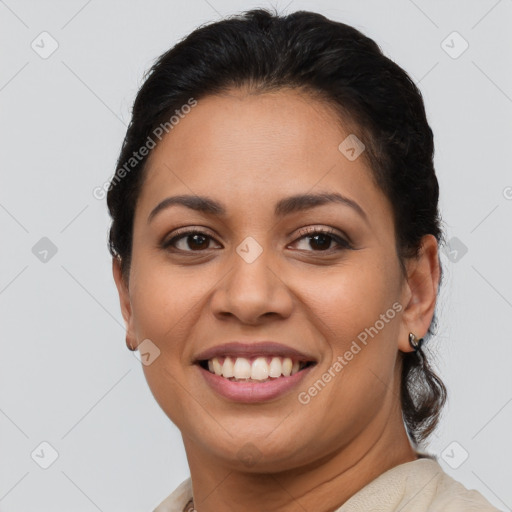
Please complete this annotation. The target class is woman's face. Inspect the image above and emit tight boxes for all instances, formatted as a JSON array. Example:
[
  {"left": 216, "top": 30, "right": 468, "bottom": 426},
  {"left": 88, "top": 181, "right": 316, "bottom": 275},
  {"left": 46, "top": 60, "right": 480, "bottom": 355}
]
[{"left": 114, "top": 88, "right": 423, "bottom": 471}]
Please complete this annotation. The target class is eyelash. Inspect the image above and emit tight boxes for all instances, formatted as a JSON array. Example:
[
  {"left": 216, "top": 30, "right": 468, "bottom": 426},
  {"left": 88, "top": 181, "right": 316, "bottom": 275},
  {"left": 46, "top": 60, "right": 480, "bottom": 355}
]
[{"left": 161, "top": 226, "right": 352, "bottom": 254}]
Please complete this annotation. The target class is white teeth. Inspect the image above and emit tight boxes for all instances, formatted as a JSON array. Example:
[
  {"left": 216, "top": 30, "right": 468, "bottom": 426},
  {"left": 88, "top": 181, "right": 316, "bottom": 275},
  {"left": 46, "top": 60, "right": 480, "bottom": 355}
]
[
  {"left": 251, "top": 357, "right": 269, "bottom": 380},
  {"left": 207, "top": 356, "right": 308, "bottom": 379},
  {"left": 222, "top": 356, "right": 234, "bottom": 378},
  {"left": 212, "top": 358, "right": 222, "bottom": 376},
  {"left": 282, "top": 357, "right": 293, "bottom": 377},
  {"left": 269, "top": 357, "right": 282, "bottom": 378},
  {"left": 233, "top": 357, "right": 252, "bottom": 379}
]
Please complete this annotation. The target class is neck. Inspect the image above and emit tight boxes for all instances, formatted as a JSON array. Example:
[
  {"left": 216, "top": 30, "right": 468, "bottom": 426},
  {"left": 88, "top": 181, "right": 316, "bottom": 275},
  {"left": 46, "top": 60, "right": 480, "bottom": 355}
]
[{"left": 183, "top": 401, "right": 418, "bottom": 512}]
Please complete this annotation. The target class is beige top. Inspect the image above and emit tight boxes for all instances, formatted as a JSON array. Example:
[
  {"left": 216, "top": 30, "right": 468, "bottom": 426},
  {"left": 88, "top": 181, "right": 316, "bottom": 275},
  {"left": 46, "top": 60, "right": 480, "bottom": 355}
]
[{"left": 153, "top": 457, "right": 502, "bottom": 512}]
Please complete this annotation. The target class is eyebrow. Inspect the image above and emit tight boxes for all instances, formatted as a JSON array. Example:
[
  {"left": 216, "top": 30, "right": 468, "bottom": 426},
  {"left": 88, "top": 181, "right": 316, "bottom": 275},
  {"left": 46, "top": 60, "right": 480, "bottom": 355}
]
[{"left": 147, "top": 192, "right": 368, "bottom": 224}]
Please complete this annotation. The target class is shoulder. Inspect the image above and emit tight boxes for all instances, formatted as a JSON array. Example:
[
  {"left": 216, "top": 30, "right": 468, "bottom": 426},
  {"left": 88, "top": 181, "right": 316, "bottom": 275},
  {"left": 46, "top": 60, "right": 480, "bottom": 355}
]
[
  {"left": 152, "top": 478, "right": 193, "bottom": 512},
  {"left": 338, "top": 456, "right": 502, "bottom": 512}
]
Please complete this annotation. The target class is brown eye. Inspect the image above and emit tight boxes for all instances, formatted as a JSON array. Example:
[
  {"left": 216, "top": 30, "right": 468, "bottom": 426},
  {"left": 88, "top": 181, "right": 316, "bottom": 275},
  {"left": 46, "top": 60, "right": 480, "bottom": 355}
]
[
  {"left": 182, "top": 233, "right": 209, "bottom": 250},
  {"left": 292, "top": 228, "right": 351, "bottom": 252},
  {"left": 308, "top": 233, "right": 334, "bottom": 251},
  {"left": 163, "top": 230, "right": 222, "bottom": 252}
]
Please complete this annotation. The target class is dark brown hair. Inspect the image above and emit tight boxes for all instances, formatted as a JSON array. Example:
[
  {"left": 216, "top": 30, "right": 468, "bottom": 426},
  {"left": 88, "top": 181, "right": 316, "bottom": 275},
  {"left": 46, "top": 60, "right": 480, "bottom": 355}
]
[{"left": 107, "top": 8, "right": 447, "bottom": 445}]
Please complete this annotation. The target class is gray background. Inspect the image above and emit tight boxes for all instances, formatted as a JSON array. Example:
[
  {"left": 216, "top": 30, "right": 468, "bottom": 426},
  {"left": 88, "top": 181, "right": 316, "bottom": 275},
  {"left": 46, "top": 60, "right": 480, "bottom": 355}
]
[{"left": 1, "top": 0, "right": 511, "bottom": 510}]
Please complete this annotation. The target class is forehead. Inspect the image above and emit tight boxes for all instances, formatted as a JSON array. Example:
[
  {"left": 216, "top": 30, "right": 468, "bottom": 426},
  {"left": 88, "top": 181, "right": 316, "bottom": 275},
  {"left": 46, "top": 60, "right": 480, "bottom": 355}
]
[
  {"left": 148, "top": 88, "right": 351, "bottom": 167},
  {"left": 136, "top": 88, "right": 392, "bottom": 227}
]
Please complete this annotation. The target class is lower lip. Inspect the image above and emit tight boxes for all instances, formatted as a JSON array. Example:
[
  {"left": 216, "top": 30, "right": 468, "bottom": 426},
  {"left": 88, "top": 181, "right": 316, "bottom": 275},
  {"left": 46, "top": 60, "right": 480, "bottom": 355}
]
[{"left": 198, "top": 365, "right": 314, "bottom": 403}]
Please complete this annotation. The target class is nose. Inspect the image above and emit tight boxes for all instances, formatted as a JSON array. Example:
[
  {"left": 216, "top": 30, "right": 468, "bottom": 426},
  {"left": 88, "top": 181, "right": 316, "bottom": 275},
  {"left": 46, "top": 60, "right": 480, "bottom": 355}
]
[{"left": 210, "top": 243, "right": 294, "bottom": 325}]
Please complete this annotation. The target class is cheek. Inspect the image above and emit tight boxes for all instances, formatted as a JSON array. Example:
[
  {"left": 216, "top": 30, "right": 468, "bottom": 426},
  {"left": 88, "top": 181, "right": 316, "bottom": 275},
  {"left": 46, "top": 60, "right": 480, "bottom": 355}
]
[
  {"left": 298, "top": 257, "right": 401, "bottom": 400},
  {"left": 128, "top": 260, "right": 194, "bottom": 351},
  {"left": 129, "top": 265, "right": 199, "bottom": 427},
  {"left": 303, "top": 260, "right": 397, "bottom": 342}
]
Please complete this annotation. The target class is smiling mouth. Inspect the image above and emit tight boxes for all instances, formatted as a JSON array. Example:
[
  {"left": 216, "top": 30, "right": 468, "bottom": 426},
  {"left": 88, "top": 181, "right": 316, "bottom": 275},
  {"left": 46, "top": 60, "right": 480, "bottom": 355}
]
[{"left": 198, "top": 356, "right": 316, "bottom": 382}]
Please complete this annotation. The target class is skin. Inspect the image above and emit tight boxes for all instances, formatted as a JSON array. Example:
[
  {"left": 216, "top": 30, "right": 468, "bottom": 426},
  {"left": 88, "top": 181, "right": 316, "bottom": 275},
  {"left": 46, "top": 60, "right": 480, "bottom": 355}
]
[{"left": 113, "top": 87, "right": 440, "bottom": 512}]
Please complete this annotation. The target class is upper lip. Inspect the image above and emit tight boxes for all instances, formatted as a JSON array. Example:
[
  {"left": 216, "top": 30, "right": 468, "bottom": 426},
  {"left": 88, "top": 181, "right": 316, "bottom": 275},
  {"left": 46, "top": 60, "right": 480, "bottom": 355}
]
[{"left": 194, "top": 341, "right": 316, "bottom": 363}]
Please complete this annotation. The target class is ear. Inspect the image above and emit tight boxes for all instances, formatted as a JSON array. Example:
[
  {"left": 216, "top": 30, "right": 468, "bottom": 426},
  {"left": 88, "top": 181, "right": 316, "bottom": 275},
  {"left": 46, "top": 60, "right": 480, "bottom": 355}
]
[
  {"left": 112, "top": 257, "right": 137, "bottom": 351},
  {"left": 397, "top": 234, "right": 440, "bottom": 353}
]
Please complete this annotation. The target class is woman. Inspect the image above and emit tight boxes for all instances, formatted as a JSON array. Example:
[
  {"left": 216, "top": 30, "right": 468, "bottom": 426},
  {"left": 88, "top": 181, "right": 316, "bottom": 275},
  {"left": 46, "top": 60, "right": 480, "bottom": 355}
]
[{"left": 107, "top": 8, "right": 501, "bottom": 512}]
